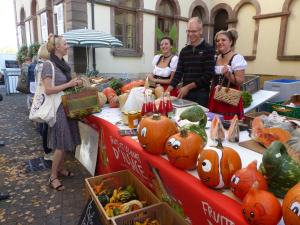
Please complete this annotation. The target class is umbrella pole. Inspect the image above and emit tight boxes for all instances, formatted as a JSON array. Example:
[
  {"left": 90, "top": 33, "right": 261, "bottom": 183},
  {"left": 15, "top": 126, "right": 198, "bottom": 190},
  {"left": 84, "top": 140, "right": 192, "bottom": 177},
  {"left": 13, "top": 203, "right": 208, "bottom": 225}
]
[{"left": 86, "top": 46, "right": 89, "bottom": 74}]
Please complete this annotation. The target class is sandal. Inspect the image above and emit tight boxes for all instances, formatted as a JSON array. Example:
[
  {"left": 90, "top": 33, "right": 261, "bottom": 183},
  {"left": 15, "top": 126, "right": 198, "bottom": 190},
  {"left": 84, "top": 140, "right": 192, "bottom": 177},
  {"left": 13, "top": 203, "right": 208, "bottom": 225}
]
[
  {"left": 58, "top": 170, "right": 74, "bottom": 177},
  {"left": 48, "top": 177, "right": 64, "bottom": 191}
]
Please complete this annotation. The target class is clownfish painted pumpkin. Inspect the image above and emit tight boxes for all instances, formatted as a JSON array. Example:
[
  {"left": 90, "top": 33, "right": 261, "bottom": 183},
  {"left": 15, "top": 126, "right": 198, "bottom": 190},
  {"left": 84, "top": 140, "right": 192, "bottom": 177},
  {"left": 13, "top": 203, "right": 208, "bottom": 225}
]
[
  {"left": 282, "top": 182, "right": 300, "bottom": 225},
  {"left": 242, "top": 188, "right": 282, "bottom": 225},
  {"left": 137, "top": 114, "right": 178, "bottom": 155},
  {"left": 230, "top": 161, "right": 267, "bottom": 200},
  {"left": 197, "top": 144, "right": 241, "bottom": 189},
  {"left": 165, "top": 129, "right": 203, "bottom": 170}
]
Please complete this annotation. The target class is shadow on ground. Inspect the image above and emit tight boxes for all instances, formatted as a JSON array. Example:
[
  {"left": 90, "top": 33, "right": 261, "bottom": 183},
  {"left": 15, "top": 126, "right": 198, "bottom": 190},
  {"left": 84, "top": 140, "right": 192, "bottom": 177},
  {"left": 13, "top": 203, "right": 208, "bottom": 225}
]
[{"left": 0, "top": 86, "right": 91, "bottom": 225}]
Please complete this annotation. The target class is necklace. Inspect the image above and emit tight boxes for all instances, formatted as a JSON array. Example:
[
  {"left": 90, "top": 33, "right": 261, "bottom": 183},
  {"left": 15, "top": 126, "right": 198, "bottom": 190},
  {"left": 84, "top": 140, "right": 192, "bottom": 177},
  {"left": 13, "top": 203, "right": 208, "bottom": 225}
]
[
  {"left": 162, "top": 54, "right": 172, "bottom": 62},
  {"left": 221, "top": 50, "right": 232, "bottom": 58}
]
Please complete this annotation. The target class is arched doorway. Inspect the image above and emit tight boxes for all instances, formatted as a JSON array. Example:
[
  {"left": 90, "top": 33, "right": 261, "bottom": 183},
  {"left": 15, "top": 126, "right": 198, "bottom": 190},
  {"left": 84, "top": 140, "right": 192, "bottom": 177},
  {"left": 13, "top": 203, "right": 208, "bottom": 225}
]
[{"left": 213, "top": 10, "right": 229, "bottom": 39}]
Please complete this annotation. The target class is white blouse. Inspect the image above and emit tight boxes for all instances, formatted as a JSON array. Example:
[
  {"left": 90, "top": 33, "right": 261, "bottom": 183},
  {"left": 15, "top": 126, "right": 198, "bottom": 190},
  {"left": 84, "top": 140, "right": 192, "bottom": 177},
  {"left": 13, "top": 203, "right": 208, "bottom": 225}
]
[
  {"left": 152, "top": 54, "right": 179, "bottom": 78},
  {"left": 215, "top": 54, "right": 247, "bottom": 74}
]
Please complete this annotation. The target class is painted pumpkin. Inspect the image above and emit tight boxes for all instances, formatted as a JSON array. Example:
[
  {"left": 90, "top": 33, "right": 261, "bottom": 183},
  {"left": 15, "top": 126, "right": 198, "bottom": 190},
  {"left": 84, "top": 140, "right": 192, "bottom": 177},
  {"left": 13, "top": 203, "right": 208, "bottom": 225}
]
[
  {"left": 165, "top": 129, "right": 203, "bottom": 170},
  {"left": 137, "top": 114, "right": 178, "bottom": 155},
  {"left": 242, "top": 188, "right": 282, "bottom": 225},
  {"left": 230, "top": 161, "right": 267, "bottom": 200},
  {"left": 197, "top": 143, "right": 242, "bottom": 189},
  {"left": 282, "top": 182, "right": 300, "bottom": 225}
]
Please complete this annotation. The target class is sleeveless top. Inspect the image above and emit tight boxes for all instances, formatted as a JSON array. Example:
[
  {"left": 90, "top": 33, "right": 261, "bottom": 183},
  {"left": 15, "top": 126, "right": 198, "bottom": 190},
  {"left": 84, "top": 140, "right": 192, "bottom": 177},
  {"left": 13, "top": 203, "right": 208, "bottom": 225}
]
[{"left": 152, "top": 54, "right": 179, "bottom": 79}]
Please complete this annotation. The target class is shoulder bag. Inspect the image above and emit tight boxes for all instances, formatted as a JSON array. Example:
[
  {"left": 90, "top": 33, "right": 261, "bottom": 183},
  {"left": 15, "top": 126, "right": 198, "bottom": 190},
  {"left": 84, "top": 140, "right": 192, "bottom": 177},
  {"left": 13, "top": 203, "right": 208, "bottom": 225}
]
[{"left": 29, "top": 60, "right": 64, "bottom": 127}]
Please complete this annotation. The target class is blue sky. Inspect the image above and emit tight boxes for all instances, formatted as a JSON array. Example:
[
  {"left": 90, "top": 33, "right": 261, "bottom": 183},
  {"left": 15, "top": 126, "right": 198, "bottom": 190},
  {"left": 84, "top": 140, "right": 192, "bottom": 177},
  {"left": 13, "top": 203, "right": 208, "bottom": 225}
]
[{"left": 0, "top": 1, "right": 17, "bottom": 49}]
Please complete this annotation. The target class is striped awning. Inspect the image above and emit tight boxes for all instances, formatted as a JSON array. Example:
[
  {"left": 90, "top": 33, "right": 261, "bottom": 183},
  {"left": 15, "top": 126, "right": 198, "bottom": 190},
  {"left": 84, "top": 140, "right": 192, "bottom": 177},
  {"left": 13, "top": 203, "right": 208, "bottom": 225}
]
[{"left": 62, "top": 28, "right": 123, "bottom": 48}]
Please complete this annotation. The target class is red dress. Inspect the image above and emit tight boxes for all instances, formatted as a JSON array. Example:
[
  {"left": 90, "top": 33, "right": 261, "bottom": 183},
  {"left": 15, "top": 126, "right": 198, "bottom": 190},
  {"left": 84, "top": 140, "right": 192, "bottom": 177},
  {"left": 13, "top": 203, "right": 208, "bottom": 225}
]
[{"left": 208, "top": 82, "right": 244, "bottom": 120}]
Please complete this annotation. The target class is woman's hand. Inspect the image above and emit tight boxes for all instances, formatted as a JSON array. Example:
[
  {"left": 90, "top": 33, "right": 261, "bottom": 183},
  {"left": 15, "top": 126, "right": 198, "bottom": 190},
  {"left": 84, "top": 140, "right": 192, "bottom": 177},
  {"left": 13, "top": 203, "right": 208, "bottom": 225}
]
[
  {"left": 148, "top": 74, "right": 156, "bottom": 82},
  {"left": 67, "top": 78, "right": 83, "bottom": 88}
]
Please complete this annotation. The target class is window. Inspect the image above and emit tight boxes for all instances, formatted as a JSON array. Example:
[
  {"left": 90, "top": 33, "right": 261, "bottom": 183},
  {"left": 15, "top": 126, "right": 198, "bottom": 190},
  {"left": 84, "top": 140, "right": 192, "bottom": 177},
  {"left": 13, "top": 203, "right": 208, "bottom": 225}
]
[
  {"left": 157, "top": 0, "right": 176, "bottom": 51},
  {"left": 40, "top": 12, "right": 48, "bottom": 43},
  {"left": 54, "top": 3, "right": 64, "bottom": 35},
  {"left": 113, "top": 0, "right": 142, "bottom": 56}
]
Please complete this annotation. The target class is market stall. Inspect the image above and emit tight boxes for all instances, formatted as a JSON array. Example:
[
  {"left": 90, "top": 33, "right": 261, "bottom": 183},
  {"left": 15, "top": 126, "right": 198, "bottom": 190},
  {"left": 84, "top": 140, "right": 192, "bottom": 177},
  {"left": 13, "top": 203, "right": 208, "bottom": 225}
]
[{"left": 82, "top": 107, "right": 287, "bottom": 225}]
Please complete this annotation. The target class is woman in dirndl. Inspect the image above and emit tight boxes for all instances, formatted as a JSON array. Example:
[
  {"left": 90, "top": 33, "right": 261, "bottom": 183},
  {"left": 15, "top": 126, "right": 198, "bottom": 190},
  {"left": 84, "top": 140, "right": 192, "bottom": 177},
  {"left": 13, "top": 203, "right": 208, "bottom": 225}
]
[
  {"left": 208, "top": 28, "right": 247, "bottom": 120},
  {"left": 147, "top": 36, "right": 179, "bottom": 96},
  {"left": 42, "top": 34, "right": 83, "bottom": 191}
]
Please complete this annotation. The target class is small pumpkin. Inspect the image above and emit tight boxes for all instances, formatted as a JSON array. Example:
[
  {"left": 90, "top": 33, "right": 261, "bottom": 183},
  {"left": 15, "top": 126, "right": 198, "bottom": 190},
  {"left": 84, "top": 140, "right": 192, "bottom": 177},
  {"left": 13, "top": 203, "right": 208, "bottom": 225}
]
[
  {"left": 242, "top": 188, "right": 282, "bottom": 225},
  {"left": 282, "top": 181, "right": 300, "bottom": 225},
  {"left": 103, "top": 87, "right": 119, "bottom": 108},
  {"left": 197, "top": 141, "right": 242, "bottom": 189},
  {"left": 137, "top": 114, "right": 178, "bottom": 155},
  {"left": 230, "top": 161, "right": 267, "bottom": 200},
  {"left": 165, "top": 129, "right": 203, "bottom": 170}
]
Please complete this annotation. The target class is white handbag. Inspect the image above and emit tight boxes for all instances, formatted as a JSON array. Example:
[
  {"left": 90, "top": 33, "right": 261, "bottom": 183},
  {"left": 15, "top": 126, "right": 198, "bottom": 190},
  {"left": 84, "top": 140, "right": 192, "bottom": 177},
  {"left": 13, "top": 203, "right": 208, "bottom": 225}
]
[{"left": 29, "top": 60, "right": 64, "bottom": 127}]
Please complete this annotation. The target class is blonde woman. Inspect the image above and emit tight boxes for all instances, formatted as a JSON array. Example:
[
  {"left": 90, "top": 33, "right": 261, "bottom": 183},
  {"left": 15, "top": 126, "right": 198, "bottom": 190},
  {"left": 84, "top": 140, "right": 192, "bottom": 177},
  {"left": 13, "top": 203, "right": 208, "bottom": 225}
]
[
  {"left": 42, "top": 34, "right": 82, "bottom": 191},
  {"left": 208, "top": 29, "right": 247, "bottom": 120}
]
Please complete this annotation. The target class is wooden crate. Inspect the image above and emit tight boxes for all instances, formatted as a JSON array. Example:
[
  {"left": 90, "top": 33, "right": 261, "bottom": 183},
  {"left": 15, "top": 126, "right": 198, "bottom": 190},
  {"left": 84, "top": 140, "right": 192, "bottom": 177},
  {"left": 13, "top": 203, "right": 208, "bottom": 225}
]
[
  {"left": 112, "top": 203, "right": 188, "bottom": 225},
  {"left": 85, "top": 170, "right": 161, "bottom": 225}
]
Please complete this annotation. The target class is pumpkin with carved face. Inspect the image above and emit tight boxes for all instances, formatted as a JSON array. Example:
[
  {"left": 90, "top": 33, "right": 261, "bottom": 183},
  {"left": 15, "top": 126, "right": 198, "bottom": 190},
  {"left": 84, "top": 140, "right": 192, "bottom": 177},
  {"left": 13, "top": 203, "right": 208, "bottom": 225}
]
[
  {"left": 137, "top": 114, "right": 178, "bottom": 155},
  {"left": 230, "top": 161, "right": 267, "bottom": 200},
  {"left": 165, "top": 129, "right": 203, "bottom": 170},
  {"left": 197, "top": 144, "right": 241, "bottom": 189},
  {"left": 282, "top": 182, "right": 300, "bottom": 225},
  {"left": 242, "top": 188, "right": 282, "bottom": 225}
]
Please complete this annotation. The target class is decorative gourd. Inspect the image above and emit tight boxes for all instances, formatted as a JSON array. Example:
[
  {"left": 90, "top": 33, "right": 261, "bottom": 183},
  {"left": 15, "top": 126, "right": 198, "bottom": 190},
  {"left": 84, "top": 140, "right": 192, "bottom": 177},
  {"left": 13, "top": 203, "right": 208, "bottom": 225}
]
[
  {"left": 241, "top": 188, "right": 282, "bottom": 225},
  {"left": 137, "top": 114, "right": 178, "bottom": 155},
  {"left": 285, "top": 128, "right": 300, "bottom": 164},
  {"left": 230, "top": 161, "right": 267, "bottom": 200},
  {"left": 103, "top": 87, "right": 119, "bottom": 108},
  {"left": 251, "top": 116, "right": 291, "bottom": 148},
  {"left": 282, "top": 181, "right": 300, "bottom": 225},
  {"left": 181, "top": 123, "right": 207, "bottom": 147},
  {"left": 165, "top": 129, "right": 203, "bottom": 170},
  {"left": 259, "top": 141, "right": 300, "bottom": 198},
  {"left": 197, "top": 141, "right": 242, "bottom": 189},
  {"left": 227, "top": 115, "right": 240, "bottom": 142},
  {"left": 210, "top": 115, "right": 225, "bottom": 142},
  {"left": 98, "top": 92, "right": 107, "bottom": 107},
  {"left": 179, "top": 105, "right": 207, "bottom": 127}
]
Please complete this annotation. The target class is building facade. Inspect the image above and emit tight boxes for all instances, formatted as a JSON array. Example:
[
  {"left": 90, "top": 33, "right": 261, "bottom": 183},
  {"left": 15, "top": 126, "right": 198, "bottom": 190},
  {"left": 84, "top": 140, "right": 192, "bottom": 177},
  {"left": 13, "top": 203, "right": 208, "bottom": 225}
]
[{"left": 14, "top": 0, "right": 300, "bottom": 78}]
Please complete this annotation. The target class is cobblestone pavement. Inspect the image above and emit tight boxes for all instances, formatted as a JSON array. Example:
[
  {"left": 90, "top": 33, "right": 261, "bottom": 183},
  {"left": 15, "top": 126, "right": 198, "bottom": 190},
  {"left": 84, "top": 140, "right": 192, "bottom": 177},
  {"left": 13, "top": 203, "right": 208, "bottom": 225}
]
[{"left": 0, "top": 86, "right": 91, "bottom": 225}]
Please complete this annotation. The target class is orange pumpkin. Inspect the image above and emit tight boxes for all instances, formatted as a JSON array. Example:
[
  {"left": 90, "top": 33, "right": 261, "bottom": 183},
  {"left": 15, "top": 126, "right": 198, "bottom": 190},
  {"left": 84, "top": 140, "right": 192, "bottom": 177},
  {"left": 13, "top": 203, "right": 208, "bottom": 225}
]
[
  {"left": 103, "top": 87, "right": 119, "bottom": 108},
  {"left": 242, "top": 188, "right": 282, "bottom": 225},
  {"left": 282, "top": 182, "right": 300, "bottom": 225},
  {"left": 137, "top": 114, "right": 178, "bottom": 155},
  {"left": 197, "top": 143, "right": 241, "bottom": 189},
  {"left": 230, "top": 161, "right": 268, "bottom": 200},
  {"left": 165, "top": 129, "right": 203, "bottom": 170}
]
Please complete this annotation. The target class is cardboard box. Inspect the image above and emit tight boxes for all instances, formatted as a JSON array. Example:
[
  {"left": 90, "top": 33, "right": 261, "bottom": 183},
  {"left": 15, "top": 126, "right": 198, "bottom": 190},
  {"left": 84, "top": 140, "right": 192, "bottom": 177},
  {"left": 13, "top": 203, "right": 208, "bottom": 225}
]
[
  {"left": 112, "top": 203, "right": 188, "bottom": 225},
  {"left": 85, "top": 170, "right": 161, "bottom": 225}
]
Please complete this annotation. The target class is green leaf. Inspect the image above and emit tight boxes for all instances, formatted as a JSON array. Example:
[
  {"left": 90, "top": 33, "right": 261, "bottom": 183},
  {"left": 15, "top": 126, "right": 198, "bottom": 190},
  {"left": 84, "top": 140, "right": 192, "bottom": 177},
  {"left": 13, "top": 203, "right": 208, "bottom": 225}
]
[
  {"left": 155, "top": 26, "right": 165, "bottom": 42},
  {"left": 169, "top": 24, "right": 177, "bottom": 43}
]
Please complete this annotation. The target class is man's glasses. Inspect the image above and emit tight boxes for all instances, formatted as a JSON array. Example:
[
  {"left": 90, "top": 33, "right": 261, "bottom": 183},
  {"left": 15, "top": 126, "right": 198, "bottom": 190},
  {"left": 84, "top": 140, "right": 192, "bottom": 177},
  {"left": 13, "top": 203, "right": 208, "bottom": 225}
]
[{"left": 186, "top": 29, "right": 200, "bottom": 34}]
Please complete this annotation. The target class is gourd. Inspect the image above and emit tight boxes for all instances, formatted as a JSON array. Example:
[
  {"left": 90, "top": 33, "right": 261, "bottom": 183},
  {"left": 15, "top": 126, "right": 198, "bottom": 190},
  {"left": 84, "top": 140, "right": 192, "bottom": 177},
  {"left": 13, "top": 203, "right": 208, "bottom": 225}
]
[
  {"left": 251, "top": 116, "right": 291, "bottom": 148},
  {"left": 98, "top": 92, "right": 107, "bottom": 107},
  {"left": 210, "top": 115, "right": 225, "bottom": 142},
  {"left": 103, "top": 87, "right": 119, "bottom": 108},
  {"left": 165, "top": 129, "right": 203, "bottom": 170},
  {"left": 179, "top": 105, "right": 207, "bottom": 127},
  {"left": 282, "top": 181, "right": 300, "bottom": 225},
  {"left": 259, "top": 141, "right": 300, "bottom": 198},
  {"left": 181, "top": 123, "right": 207, "bottom": 146},
  {"left": 137, "top": 114, "right": 178, "bottom": 155},
  {"left": 230, "top": 161, "right": 267, "bottom": 200},
  {"left": 197, "top": 141, "right": 242, "bottom": 189},
  {"left": 120, "top": 80, "right": 145, "bottom": 93},
  {"left": 241, "top": 188, "right": 282, "bottom": 225}
]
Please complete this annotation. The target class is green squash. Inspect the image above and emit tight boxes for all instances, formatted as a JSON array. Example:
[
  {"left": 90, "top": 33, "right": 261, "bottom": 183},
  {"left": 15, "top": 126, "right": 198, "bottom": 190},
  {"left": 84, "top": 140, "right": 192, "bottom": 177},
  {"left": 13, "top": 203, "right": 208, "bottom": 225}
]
[
  {"left": 180, "top": 106, "right": 207, "bottom": 128},
  {"left": 259, "top": 141, "right": 300, "bottom": 198}
]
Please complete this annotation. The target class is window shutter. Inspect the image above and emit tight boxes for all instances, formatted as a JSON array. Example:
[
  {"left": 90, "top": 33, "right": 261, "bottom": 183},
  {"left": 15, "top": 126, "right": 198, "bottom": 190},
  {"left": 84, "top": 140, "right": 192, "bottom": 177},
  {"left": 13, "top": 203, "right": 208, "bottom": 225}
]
[
  {"left": 25, "top": 21, "right": 31, "bottom": 45},
  {"left": 54, "top": 3, "right": 64, "bottom": 35}
]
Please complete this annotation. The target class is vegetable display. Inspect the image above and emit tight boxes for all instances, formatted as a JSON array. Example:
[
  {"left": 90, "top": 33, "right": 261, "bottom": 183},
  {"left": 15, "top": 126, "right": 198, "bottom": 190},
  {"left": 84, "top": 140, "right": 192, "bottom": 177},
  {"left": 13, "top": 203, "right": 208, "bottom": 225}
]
[
  {"left": 241, "top": 91, "right": 253, "bottom": 108},
  {"left": 282, "top": 181, "right": 300, "bottom": 225}
]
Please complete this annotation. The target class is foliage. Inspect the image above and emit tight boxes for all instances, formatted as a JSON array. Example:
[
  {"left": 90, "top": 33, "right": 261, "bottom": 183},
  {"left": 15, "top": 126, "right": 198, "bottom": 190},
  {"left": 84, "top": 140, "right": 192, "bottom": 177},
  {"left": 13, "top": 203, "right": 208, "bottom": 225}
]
[
  {"left": 109, "top": 78, "right": 123, "bottom": 95},
  {"left": 242, "top": 91, "right": 253, "bottom": 108},
  {"left": 85, "top": 69, "right": 100, "bottom": 77},
  {"left": 155, "top": 24, "right": 178, "bottom": 54},
  {"left": 17, "top": 45, "right": 28, "bottom": 65},
  {"left": 28, "top": 43, "right": 41, "bottom": 59}
]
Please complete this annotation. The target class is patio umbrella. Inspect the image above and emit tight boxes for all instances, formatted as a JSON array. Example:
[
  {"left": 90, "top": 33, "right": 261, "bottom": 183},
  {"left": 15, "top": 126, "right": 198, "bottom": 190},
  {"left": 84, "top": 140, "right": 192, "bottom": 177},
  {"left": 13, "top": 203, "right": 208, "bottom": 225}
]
[{"left": 62, "top": 28, "right": 123, "bottom": 71}]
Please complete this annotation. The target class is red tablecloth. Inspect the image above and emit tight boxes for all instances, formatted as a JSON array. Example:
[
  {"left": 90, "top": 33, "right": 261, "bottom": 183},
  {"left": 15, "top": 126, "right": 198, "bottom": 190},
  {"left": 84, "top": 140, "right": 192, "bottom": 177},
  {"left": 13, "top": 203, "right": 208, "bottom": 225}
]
[{"left": 85, "top": 115, "right": 247, "bottom": 225}]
